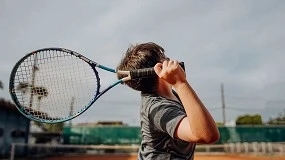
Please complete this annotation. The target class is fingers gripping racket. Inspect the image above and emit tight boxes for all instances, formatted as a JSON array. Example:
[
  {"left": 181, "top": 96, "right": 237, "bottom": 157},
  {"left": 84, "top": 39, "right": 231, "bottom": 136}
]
[{"left": 9, "top": 48, "right": 184, "bottom": 123}]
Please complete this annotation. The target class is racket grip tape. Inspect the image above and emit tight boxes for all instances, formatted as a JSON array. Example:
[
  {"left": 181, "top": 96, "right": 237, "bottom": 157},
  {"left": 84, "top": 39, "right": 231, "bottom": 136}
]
[{"left": 130, "top": 62, "right": 185, "bottom": 79}]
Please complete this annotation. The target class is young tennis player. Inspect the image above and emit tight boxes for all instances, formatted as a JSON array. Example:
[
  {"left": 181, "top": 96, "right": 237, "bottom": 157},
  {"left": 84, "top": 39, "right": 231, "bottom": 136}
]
[{"left": 117, "top": 42, "right": 220, "bottom": 159}]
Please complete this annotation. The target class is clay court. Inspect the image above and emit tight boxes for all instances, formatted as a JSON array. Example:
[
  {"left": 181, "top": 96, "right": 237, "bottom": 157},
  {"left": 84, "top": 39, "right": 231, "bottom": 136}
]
[{"left": 43, "top": 154, "right": 285, "bottom": 160}]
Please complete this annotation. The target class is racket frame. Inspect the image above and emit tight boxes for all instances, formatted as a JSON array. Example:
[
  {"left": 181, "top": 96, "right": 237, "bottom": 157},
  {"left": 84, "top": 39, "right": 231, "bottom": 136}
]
[{"left": 9, "top": 48, "right": 183, "bottom": 123}]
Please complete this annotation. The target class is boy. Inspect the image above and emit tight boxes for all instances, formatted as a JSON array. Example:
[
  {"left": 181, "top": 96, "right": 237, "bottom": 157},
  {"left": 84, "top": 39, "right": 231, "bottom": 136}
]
[{"left": 117, "top": 42, "right": 219, "bottom": 159}]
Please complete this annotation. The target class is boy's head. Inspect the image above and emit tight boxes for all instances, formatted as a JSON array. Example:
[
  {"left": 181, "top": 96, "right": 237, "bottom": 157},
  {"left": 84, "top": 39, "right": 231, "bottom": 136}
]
[{"left": 117, "top": 42, "right": 167, "bottom": 93}]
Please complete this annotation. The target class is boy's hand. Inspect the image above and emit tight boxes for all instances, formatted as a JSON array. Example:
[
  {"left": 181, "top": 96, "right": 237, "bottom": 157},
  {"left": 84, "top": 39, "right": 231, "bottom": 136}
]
[{"left": 154, "top": 60, "right": 186, "bottom": 86}]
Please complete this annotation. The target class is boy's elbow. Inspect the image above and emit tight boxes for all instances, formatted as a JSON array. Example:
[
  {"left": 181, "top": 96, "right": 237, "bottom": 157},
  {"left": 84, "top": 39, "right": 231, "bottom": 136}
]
[
  {"left": 206, "top": 132, "right": 220, "bottom": 144},
  {"left": 190, "top": 129, "right": 220, "bottom": 144},
  {"left": 201, "top": 130, "right": 220, "bottom": 144}
]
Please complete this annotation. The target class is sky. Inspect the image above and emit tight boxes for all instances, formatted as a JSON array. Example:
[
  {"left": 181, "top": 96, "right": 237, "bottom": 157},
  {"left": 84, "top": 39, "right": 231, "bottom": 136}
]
[{"left": 0, "top": 0, "right": 285, "bottom": 126}]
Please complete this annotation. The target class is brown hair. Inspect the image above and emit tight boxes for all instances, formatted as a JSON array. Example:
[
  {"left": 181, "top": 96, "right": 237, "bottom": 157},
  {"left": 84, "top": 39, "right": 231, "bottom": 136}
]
[{"left": 117, "top": 42, "right": 167, "bottom": 93}]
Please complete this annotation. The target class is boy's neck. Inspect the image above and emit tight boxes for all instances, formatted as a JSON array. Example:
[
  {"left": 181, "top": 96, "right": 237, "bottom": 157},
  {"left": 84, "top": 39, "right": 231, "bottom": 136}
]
[{"left": 157, "top": 80, "right": 178, "bottom": 101}]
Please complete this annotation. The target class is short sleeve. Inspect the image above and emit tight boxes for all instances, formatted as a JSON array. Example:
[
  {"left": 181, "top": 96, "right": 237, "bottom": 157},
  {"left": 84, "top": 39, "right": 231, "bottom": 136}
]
[{"left": 149, "top": 102, "right": 186, "bottom": 138}]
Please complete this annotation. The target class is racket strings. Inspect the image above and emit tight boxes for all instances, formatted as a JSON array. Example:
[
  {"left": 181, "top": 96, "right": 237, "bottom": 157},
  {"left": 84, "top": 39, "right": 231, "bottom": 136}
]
[{"left": 13, "top": 50, "right": 99, "bottom": 122}]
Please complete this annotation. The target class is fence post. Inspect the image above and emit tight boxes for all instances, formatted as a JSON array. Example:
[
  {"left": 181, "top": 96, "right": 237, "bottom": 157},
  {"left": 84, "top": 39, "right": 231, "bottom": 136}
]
[
  {"left": 206, "top": 145, "right": 210, "bottom": 152},
  {"left": 10, "top": 143, "right": 15, "bottom": 160},
  {"left": 261, "top": 142, "right": 266, "bottom": 154},
  {"left": 252, "top": 142, "right": 258, "bottom": 153},
  {"left": 267, "top": 142, "right": 272, "bottom": 153},
  {"left": 236, "top": 143, "right": 241, "bottom": 153},
  {"left": 243, "top": 142, "right": 249, "bottom": 153},
  {"left": 229, "top": 143, "right": 234, "bottom": 153},
  {"left": 278, "top": 143, "right": 284, "bottom": 155}
]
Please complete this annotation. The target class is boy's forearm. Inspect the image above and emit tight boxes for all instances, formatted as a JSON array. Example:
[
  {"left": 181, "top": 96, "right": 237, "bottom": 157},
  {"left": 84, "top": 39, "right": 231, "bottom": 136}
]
[{"left": 174, "top": 81, "right": 220, "bottom": 143}]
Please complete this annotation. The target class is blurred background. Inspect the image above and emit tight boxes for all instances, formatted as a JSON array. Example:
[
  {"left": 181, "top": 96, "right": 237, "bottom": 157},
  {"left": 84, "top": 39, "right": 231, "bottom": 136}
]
[{"left": 0, "top": 0, "right": 285, "bottom": 159}]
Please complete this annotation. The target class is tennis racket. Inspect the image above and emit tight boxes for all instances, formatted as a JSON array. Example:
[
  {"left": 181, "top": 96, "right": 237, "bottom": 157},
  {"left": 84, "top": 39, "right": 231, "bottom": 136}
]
[{"left": 9, "top": 48, "right": 184, "bottom": 123}]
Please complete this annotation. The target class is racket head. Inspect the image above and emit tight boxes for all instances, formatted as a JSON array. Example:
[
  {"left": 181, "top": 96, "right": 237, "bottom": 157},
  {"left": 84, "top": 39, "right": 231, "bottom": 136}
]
[{"left": 9, "top": 48, "right": 100, "bottom": 123}]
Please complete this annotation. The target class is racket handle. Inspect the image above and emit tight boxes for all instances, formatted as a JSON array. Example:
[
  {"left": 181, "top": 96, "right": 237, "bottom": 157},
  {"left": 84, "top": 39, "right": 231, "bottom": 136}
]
[
  {"left": 130, "top": 68, "right": 156, "bottom": 79},
  {"left": 130, "top": 62, "right": 185, "bottom": 79}
]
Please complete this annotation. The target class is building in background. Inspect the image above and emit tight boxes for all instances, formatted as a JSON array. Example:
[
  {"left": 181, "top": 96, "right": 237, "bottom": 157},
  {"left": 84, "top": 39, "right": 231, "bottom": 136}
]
[{"left": 0, "top": 98, "right": 30, "bottom": 158}]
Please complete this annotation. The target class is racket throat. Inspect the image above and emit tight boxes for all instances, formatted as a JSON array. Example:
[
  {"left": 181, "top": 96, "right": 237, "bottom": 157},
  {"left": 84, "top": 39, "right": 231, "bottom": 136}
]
[{"left": 96, "top": 80, "right": 124, "bottom": 100}]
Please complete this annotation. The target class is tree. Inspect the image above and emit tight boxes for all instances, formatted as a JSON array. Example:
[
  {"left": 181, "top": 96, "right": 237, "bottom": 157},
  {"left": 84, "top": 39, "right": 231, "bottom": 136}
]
[
  {"left": 31, "top": 86, "right": 48, "bottom": 110},
  {"left": 34, "top": 121, "right": 64, "bottom": 132},
  {"left": 15, "top": 82, "right": 62, "bottom": 132},
  {"left": 16, "top": 82, "right": 48, "bottom": 109},
  {"left": 268, "top": 113, "right": 285, "bottom": 125},
  {"left": 236, "top": 114, "right": 263, "bottom": 125},
  {"left": 16, "top": 82, "right": 29, "bottom": 94}
]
